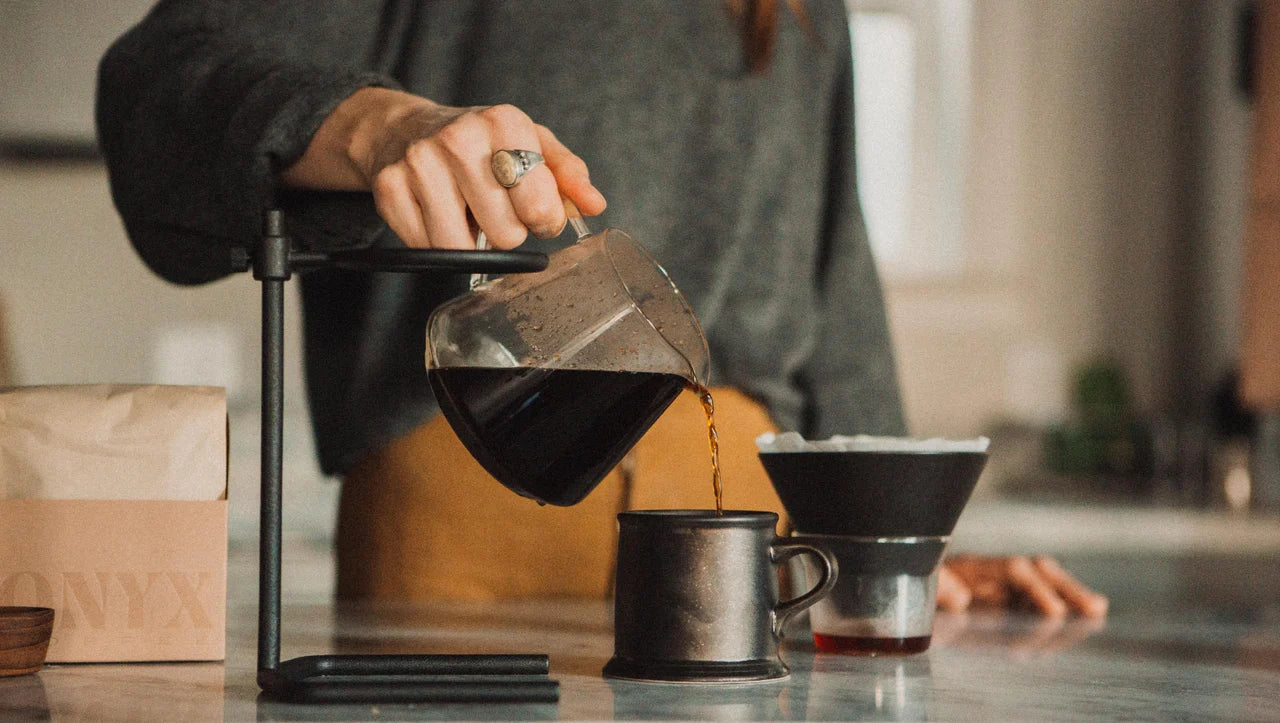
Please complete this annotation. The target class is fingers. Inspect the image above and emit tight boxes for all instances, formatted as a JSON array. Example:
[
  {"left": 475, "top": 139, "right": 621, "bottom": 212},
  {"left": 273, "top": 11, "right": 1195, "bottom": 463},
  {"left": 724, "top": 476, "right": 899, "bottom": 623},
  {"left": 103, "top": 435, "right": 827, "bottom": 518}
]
[
  {"left": 372, "top": 159, "right": 473, "bottom": 250},
  {"left": 1006, "top": 557, "right": 1068, "bottom": 618},
  {"left": 944, "top": 555, "right": 1009, "bottom": 608},
  {"left": 368, "top": 102, "right": 605, "bottom": 249},
  {"left": 416, "top": 106, "right": 521, "bottom": 249},
  {"left": 370, "top": 164, "right": 428, "bottom": 247},
  {"left": 1033, "top": 556, "right": 1109, "bottom": 618},
  {"left": 479, "top": 106, "right": 564, "bottom": 242},
  {"left": 942, "top": 555, "right": 1107, "bottom": 619},
  {"left": 537, "top": 125, "right": 607, "bottom": 216},
  {"left": 935, "top": 565, "right": 972, "bottom": 612}
]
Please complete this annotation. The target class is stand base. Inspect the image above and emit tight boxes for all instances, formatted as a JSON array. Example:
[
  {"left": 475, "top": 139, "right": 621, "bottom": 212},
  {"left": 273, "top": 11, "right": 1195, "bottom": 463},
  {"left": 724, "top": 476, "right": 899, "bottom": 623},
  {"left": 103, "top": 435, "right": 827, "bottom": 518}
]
[{"left": 258, "top": 654, "right": 559, "bottom": 704}]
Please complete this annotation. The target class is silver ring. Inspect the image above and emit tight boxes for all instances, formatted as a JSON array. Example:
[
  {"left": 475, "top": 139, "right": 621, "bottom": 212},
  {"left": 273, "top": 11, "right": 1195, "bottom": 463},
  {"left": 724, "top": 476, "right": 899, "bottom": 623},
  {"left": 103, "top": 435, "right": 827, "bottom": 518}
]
[{"left": 491, "top": 149, "right": 544, "bottom": 188}]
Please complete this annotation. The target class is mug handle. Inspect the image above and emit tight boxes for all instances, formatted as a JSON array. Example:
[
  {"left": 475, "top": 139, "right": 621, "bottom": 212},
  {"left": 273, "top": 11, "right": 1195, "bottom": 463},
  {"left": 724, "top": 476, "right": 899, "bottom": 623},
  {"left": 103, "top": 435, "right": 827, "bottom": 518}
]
[{"left": 769, "top": 537, "right": 838, "bottom": 638}]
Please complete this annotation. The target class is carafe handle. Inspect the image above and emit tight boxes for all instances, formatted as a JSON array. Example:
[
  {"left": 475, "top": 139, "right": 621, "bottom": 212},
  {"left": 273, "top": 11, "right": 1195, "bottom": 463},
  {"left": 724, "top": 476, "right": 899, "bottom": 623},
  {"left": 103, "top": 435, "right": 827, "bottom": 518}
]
[
  {"left": 563, "top": 197, "right": 592, "bottom": 240},
  {"left": 471, "top": 198, "right": 592, "bottom": 290}
]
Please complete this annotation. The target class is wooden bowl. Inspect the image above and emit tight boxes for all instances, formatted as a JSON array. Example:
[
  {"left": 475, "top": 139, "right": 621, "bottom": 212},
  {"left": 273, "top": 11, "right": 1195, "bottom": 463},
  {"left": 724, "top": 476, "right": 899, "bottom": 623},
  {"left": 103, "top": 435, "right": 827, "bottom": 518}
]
[
  {"left": 0, "top": 623, "right": 52, "bottom": 651},
  {"left": 0, "top": 640, "right": 52, "bottom": 677},
  {"left": 0, "top": 607, "right": 54, "bottom": 631},
  {"left": 0, "top": 608, "right": 54, "bottom": 676}
]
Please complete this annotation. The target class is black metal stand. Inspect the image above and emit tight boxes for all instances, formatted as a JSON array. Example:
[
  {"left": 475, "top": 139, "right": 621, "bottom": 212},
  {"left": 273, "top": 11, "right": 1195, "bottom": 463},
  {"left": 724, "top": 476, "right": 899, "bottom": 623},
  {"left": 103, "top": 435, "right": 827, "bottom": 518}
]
[{"left": 240, "top": 210, "right": 557, "bottom": 704}]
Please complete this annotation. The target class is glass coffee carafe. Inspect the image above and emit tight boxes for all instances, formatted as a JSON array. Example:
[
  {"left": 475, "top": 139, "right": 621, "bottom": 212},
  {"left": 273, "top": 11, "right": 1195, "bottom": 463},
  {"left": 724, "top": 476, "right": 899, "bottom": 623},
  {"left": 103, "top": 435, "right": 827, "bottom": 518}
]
[{"left": 426, "top": 203, "right": 709, "bottom": 506}]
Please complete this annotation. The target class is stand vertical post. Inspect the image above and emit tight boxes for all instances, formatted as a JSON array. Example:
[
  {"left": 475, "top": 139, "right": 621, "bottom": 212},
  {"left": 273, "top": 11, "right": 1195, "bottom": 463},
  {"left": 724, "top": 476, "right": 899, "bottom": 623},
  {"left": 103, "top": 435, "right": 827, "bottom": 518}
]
[{"left": 256, "top": 211, "right": 289, "bottom": 673}]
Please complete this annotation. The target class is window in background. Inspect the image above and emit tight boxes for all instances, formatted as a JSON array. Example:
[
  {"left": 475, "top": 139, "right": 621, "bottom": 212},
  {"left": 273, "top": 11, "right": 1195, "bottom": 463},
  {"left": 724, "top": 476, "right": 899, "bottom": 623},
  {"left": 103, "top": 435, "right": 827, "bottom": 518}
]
[
  {"left": 852, "top": 12, "right": 916, "bottom": 271},
  {"left": 849, "top": 0, "right": 972, "bottom": 278}
]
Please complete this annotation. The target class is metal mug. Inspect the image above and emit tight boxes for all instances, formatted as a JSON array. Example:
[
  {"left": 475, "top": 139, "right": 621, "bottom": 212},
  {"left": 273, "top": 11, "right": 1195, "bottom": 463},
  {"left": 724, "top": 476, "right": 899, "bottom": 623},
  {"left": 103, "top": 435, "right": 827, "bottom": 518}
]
[{"left": 603, "top": 510, "right": 837, "bottom": 683}]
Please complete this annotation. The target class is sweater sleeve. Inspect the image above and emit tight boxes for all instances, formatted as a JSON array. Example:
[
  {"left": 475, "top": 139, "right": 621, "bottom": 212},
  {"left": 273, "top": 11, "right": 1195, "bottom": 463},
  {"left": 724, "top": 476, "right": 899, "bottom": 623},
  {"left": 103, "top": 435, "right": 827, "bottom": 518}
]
[
  {"left": 799, "top": 43, "right": 909, "bottom": 439},
  {"left": 95, "top": 0, "right": 407, "bottom": 285}
]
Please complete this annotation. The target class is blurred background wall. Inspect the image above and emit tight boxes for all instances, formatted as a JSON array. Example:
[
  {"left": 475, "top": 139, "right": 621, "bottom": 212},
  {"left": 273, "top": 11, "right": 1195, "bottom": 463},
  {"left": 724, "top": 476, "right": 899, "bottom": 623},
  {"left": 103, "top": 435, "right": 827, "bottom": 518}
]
[
  {"left": 881, "top": 0, "right": 1248, "bottom": 438},
  {"left": 0, "top": 0, "right": 1261, "bottom": 539}
]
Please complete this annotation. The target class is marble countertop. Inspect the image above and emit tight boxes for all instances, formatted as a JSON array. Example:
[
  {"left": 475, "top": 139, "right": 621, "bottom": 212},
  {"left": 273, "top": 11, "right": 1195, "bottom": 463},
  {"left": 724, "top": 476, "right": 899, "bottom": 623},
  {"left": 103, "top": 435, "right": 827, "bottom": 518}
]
[
  {"left": 3, "top": 545, "right": 1278, "bottom": 722},
  {"left": 952, "top": 498, "right": 1280, "bottom": 557}
]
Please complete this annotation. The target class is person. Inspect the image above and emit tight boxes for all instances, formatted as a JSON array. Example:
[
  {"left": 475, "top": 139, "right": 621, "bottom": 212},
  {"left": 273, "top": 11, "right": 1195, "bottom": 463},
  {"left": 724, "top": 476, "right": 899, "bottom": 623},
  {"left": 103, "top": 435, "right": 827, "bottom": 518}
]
[{"left": 97, "top": 0, "right": 1105, "bottom": 618}]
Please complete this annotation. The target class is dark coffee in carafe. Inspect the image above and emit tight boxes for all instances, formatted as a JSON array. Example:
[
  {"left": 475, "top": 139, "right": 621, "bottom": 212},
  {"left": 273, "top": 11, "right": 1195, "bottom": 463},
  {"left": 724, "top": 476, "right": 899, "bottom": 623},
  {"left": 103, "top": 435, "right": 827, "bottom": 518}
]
[
  {"left": 431, "top": 367, "right": 728, "bottom": 510},
  {"left": 430, "top": 366, "right": 686, "bottom": 506}
]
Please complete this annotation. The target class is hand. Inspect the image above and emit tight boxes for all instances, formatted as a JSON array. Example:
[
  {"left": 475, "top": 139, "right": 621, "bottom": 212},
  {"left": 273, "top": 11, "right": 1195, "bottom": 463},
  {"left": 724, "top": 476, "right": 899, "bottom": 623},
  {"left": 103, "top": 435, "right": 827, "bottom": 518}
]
[
  {"left": 281, "top": 87, "right": 607, "bottom": 249},
  {"left": 936, "top": 554, "right": 1109, "bottom": 619}
]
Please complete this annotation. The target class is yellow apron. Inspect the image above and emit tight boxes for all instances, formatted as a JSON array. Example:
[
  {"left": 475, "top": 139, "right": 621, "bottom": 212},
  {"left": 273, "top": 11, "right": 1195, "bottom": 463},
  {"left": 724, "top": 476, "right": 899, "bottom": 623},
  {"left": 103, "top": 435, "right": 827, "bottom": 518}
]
[{"left": 336, "top": 387, "right": 787, "bottom": 600}]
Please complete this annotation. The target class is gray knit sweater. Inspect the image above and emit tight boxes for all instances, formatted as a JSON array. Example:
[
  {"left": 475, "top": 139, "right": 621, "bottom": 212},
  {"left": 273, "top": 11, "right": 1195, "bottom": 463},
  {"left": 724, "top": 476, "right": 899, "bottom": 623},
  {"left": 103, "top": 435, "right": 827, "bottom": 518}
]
[{"left": 97, "top": 0, "right": 905, "bottom": 476}]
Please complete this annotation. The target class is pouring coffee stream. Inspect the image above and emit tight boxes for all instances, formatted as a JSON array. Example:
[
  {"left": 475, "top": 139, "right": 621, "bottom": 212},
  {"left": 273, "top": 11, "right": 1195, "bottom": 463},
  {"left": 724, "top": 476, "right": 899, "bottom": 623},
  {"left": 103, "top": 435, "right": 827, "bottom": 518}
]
[
  {"left": 427, "top": 199, "right": 726, "bottom": 511},
  {"left": 700, "top": 386, "right": 724, "bottom": 516}
]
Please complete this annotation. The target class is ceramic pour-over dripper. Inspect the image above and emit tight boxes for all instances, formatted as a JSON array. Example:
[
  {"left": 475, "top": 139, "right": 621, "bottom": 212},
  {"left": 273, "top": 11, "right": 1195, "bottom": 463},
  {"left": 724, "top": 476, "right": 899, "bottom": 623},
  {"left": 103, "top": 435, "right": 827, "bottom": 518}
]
[
  {"left": 757, "top": 434, "right": 988, "bottom": 654},
  {"left": 756, "top": 436, "right": 988, "bottom": 537}
]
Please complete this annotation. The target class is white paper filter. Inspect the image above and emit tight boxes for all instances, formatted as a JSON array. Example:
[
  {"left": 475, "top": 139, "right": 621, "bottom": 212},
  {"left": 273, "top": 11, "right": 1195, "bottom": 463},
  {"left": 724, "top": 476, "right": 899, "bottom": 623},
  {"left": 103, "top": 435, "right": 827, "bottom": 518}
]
[{"left": 756, "top": 431, "right": 989, "bottom": 454}]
